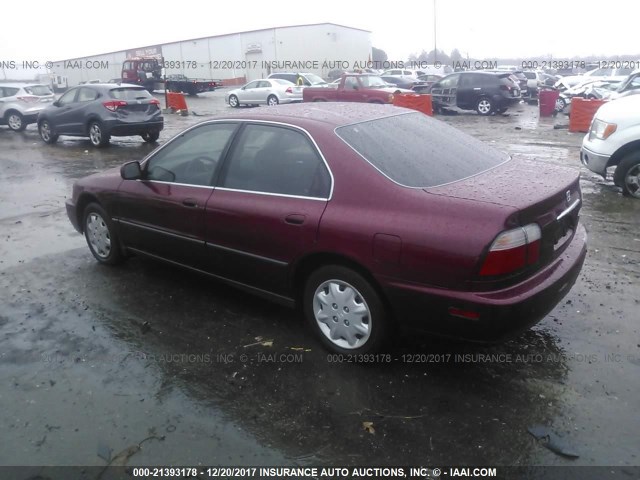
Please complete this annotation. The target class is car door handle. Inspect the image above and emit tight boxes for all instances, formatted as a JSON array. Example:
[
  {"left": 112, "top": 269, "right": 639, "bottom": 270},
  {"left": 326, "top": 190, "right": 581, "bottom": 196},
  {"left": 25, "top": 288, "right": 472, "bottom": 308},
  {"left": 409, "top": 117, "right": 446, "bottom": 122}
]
[
  {"left": 473, "top": 87, "right": 481, "bottom": 90},
  {"left": 285, "top": 214, "right": 306, "bottom": 225},
  {"left": 182, "top": 198, "right": 199, "bottom": 208}
]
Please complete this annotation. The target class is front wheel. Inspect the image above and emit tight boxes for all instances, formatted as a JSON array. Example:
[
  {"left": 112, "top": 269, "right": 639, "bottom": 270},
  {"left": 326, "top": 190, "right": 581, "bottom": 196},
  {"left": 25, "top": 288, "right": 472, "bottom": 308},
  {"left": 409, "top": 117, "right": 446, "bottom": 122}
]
[
  {"left": 303, "top": 265, "right": 389, "bottom": 354},
  {"left": 228, "top": 95, "right": 239, "bottom": 108},
  {"left": 83, "top": 203, "right": 124, "bottom": 265},
  {"left": 6, "top": 111, "right": 26, "bottom": 131},
  {"left": 267, "top": 95, "right": 279, "bottom": 106},
  {"left": 39, "top": 120, "right": 59, "bottom": 144},
  {"left": 555, "top": 97, "right": 566, "bottom": 112},
  {"left": 614, "top": 152, "right": 640, "bottom": 198},
  {"left": 88, "top": 121, "right": 110, "bottom": 147},
  {"left": 476, "top": 97, "right": 493, "bottom": 115},
  {"left": 141, "top": 131, "right": 159, "bottom": 143}
]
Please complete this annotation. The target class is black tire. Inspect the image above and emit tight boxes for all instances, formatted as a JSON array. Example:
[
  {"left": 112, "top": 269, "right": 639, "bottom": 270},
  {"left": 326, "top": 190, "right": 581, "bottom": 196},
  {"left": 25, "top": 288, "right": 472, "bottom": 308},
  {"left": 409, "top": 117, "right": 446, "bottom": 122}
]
[
  {"left": 267, "top": 95, "right": 279, "bottom": 106},
  {"left": 6, "top": 111, "right": 26, "bottom": 132},
  {"left": 613, "top": 151, "right": 640, "bottom": 199},
  {"left": 312, "top": 99, "right": 327, "bottom": 102},
  {"left": 141, "top": 131, "right": 160, "bottom": 143},
  {"left": 228, "top": 94, "right": 239, "bottom": 108},
  {"left": 303, "top": 265, "right": 389, "bottom": 354},
  {"left": 38, "top": 119, "right": 59, "bottom": 144},
  {"left": 88, "top": 121, "right": 110, "bottom": 147},
  {"left": 476, "top": 97, "right": 493, "bottom": 115},
  {"left": 555, "top": 97, "right": 566, "bottom": 112},
  {"left": 83, "top": 203, "right": 124, "bottom": 265}
]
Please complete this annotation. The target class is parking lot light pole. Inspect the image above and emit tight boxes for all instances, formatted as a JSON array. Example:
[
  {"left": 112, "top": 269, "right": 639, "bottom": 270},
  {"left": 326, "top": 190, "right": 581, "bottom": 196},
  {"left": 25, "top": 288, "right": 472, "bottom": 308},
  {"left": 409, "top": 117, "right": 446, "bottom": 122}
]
[{"left": 433, "top": 0, "right": 437, "bottom": 63}]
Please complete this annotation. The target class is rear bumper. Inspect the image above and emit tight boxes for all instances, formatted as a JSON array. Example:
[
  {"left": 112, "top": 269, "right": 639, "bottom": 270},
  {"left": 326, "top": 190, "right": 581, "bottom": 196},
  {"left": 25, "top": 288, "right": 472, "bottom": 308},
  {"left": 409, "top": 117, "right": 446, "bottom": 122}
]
[
  {"left": 105, "top": 119, "right": 164, "bottom": 137},
  {"left": 383, "top": 223, "right": 587, "bottom": 342}
]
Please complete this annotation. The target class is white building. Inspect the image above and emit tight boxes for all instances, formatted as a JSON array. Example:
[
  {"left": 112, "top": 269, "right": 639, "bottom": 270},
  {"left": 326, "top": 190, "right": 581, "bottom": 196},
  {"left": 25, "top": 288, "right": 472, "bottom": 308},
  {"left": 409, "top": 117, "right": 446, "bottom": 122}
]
[{"left": 51, "top": 23, "right": 372, "bottom": 87}]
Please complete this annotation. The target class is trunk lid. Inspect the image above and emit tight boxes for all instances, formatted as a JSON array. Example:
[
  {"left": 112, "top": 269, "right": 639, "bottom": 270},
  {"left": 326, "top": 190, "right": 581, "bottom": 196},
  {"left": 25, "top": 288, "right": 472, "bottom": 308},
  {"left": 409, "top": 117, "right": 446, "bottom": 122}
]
[{"left": 426, "top": 158, "right": 582, "bottom": 264}]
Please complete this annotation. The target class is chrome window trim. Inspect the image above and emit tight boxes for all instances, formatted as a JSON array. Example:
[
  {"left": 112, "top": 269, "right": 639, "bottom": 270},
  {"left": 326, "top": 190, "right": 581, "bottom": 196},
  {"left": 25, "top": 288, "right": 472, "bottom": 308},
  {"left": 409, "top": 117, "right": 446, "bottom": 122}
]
[
  {"left": 215, "top": 187, "right": 328, "bottom": 202},
  {"left": 139, "top": 119, "right": 334, "bottom": 199}
]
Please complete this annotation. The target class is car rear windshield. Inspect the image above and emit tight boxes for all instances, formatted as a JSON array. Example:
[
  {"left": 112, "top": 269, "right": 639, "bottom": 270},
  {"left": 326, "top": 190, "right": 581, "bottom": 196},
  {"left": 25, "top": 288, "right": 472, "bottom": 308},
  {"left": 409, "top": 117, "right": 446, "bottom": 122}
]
[
  {"left": 336, "top": 112, "right": 509, "bottom": 188},
  {"left": 24, "top": 85, "right": 52, "bottom": 95},
  {"left": 109, "top": 87, "right": 152, "bottom": 100}
]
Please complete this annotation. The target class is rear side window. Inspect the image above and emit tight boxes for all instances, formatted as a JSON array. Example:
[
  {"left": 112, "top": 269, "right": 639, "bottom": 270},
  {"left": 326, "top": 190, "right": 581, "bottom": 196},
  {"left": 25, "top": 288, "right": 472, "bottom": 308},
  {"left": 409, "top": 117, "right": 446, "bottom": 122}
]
[
  {"left": 336, "top": 112, "right": 509, "bottom": 188},
  {"left": 221, "top": 124, "right": 331, "bottom": 198},
  {"left": 24, "top": 85, "right": 52, "bottom": 95},
  {"left": 109, "top": 88, "right": 152, "bottom": 100},
  {"left": 0, "top": 87, "right": 19, "bottom": 97}
]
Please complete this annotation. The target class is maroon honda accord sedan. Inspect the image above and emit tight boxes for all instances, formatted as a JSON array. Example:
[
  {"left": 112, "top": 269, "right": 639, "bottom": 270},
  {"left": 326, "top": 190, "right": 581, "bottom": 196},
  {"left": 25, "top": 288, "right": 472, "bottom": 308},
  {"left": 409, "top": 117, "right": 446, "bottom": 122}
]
[{"left": 66, "top": 103, "right": 587, "bottom": 354}]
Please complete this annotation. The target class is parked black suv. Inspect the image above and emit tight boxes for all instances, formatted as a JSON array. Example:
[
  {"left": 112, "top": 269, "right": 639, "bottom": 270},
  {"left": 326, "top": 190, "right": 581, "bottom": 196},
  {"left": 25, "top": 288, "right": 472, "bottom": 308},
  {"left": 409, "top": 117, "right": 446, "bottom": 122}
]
[{"left": 430, "top": 71, "right": 521, "bottom": 115}]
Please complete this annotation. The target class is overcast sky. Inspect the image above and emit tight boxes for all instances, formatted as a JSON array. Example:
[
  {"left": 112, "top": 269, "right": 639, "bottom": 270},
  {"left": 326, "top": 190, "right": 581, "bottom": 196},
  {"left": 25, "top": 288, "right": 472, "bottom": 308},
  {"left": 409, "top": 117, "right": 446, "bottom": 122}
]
[{"left": 1, "top": 0, "right": 637, "bottom": 62}]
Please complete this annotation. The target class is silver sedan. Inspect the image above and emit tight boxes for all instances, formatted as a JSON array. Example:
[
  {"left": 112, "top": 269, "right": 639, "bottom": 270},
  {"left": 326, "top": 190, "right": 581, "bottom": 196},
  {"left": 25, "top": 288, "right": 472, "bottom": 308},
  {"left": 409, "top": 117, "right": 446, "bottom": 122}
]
[{"left": 225, "top": 79, "right": 303, "bottom": 107}]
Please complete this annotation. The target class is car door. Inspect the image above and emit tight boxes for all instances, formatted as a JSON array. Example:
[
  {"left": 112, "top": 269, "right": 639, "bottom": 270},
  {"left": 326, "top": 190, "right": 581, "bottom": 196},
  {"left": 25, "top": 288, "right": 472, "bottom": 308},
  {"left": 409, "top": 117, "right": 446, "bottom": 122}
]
[
  {"left": 456, "top": 73, "right": 479, "bottom": 108},
  {"left": 205, "top": 122, "right": 332, "bottom": 296},
  {"left": 240, "top": 80, "right": 261, "bottom": 103},
  {"left": 255, "top": 80, "right": 273, "bottom": 104},
  {"left": 337, "top": 77, "right": 362, "bottom": 102},
  {"left": 115, "top": 122, "right": 239, "bottom": 267},
  {"left": 48, "top": 88, "right": 81, "bottom": 133}
]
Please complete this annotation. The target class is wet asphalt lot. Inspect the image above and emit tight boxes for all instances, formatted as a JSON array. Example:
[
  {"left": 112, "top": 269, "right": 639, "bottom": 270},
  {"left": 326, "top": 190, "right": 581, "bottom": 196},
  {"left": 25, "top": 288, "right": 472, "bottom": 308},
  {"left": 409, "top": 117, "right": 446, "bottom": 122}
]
[{"left": 0, "top": 90, "right": 639, "bottom": 475}]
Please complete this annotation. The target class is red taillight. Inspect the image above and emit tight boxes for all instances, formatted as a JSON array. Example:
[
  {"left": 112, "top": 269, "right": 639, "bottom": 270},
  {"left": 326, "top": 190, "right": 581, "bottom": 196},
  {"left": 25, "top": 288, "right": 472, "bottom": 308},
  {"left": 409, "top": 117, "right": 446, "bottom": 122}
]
[
  {"left": 17, "top": 95, "right": 39, "bottom": 103},
  {"left": 479, "top": 224, "right": 541, "bottom": 276},
  {"left": 149, "top": 98, "right": 160, "bottom": 105},
  {"left": 102, "top": 100, "right": 128, "bottom": 112},
  {"left": 285, "top": 87, "right": 293, "bottom": 93}
]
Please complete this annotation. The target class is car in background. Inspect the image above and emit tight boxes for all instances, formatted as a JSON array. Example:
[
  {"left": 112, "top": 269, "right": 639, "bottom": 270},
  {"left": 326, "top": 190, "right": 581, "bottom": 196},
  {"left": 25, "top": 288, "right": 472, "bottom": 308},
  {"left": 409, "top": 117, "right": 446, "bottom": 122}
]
[
  {"left": 65, "top": 103, "right": 586, "bottom": 353},
  {"left": 581, "top": 95, "right": 640, "bottom": 198},
  {"left": 381, "top": 68, "right": 426, "bottom": 78},
  {"left": 522, "top": 71, "right": 547, "bottom": 100},
  {"left": 555, "top": 80, "right": 621, "bottom": 112},
  {"left": 225, "top": 79, "right": 303, "bottom": 107},
  {"left": 555, "top": 67, "right": 634, "bottom": 91},
  {"left": 0, "top": 83, "right": 55, "bottom": 131},
  {"left": 267, "top": 72, "right": 328, "bottom": 87},
  {"left": 430, "top": 71, "right": 521, "bottom": 115},
  {"left": 485, "top": 70, "right": 528, "bottom": 98},
  {"left": 606, "top": 70, "right": 640, "bottom": 101},
  {"left": 380, "top": 75, "right": 420, "bottom": 91},
  {"left": 414, "top": 74, "right": 443, "bottom": 92},
  {"left": 37, "top": 84, "right": 163, "bottom": 147}
]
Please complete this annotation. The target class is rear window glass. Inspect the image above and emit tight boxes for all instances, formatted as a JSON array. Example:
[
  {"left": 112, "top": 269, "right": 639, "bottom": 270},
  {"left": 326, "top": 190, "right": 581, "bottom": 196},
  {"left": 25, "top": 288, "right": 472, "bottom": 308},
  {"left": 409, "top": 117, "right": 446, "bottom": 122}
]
[
  {"left": 336, "top": 112, "right": 509, "bottom": 188},
  {"left": 109, "top": 88, "right": 152, "bottom": 100},
  {"left": 24, "top": 85, "right": 52, "bottom": 95}
]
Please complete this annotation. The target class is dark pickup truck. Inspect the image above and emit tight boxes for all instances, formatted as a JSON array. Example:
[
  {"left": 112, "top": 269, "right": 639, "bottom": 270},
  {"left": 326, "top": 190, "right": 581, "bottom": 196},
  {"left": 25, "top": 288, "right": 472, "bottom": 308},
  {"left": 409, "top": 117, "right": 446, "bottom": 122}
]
[{"left": 303, "top": 74, "right": 408, "bottom": 103}]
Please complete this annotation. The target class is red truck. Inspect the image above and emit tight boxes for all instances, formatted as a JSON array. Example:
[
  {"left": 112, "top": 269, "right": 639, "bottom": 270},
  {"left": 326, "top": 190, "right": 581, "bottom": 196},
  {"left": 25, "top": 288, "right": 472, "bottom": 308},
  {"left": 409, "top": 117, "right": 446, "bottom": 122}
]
[{"left": 303, "top": 74, "right": 407, "bottom": 103}]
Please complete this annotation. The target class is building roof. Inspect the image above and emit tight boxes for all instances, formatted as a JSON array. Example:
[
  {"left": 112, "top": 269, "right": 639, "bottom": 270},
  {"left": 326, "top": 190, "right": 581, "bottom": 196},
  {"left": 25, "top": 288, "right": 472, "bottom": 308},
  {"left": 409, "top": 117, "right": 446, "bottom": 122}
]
[{"left": 52, "top": 23, "right": 370, "bottom": 63}]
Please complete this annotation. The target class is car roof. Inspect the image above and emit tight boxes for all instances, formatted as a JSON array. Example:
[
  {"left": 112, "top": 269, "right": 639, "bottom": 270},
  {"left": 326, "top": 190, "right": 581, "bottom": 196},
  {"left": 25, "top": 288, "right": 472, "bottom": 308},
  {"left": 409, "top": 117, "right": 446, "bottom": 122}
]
[
  {"left": 68, "top": 83, "right": 145, "bottom": 90},
  {"left": 203, "top": 102, "right": 415, "bottom": 128}
]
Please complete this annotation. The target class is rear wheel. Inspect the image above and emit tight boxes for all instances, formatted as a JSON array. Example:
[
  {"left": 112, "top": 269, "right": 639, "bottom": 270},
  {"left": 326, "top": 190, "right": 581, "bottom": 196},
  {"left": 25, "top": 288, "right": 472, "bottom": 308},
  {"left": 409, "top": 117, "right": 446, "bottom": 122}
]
[
  {"left": 303, "top": 265, "right": 389, "bottom": 354},
  {"left": 141, "top": 131, "right": 159, "bottom": 143},
  {"left": 555, "top": 97, "right": 566, "bottom": 112},
  {"left": 476, "top": 97, "right": 493, "bottom": 115},
  {"left": 6, "top": 111, "right": 26, "bottom": 131},
  {"left": 38, "top": 120, "right": 59, "bottom": 144},
  {"left": 88, "top": 121, "right": 109, "bottom": 147},
  {"left": 267, "top": 95, "right": 279, "bottom": 106},
  {"left": 614, "top": 152, "right": 640, "bottom": 199},
  {"left": 83, "top": 203, "right": 124, "bottom": 265}
]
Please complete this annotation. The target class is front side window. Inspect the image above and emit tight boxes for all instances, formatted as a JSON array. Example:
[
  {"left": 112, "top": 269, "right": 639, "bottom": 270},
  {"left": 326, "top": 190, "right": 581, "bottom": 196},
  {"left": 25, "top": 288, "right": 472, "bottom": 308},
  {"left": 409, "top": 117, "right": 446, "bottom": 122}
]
[
  {"left": 58, "top": 89, "right": 78, "bottom": 105},
  {"left": 145, "top": 123, "right": 237, "bottom": 186},
  {"left": 221, "top": 124, "right": 331, "bottom": 198}
]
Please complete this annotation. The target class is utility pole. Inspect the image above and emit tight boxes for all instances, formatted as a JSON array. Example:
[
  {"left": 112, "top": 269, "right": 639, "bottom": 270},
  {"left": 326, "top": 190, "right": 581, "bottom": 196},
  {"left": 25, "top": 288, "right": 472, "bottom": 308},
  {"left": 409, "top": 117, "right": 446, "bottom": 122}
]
[{"left": 433, "top": 0, "right": 438, "bottom": 63}]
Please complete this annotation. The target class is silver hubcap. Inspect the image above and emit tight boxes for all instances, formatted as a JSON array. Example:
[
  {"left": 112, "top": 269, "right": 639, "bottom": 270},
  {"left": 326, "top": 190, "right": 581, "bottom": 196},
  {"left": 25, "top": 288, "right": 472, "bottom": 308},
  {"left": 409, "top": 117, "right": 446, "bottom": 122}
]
[
  {"left": 313, "top": 279, "right": 371, "bottom": 349},
  {"left": 89, "top": 124, "right": 102, "bottom": 145},
  {"left": 86, "top": 213, "right": 111, "bottom": 258},
  {"left": 40, "top": 122, "right": 51, "bottom": 141},
  {"left": 624, "top": 164, "right": 640, "bottom": 198},
  {"left": 478, "top": 100, "right": 491, "bottom": 114},
  {"left": 8, "top": 114, "right": 22, "bottom": 130},
  {"left": 556, "top": 99, "right": 564, "bottom": 110},
  {"left": 268, "top": 97, "right": 278, "bottom": 106},
  {"left": 229, "top": 96, "right": 238, "bottom": 107}
]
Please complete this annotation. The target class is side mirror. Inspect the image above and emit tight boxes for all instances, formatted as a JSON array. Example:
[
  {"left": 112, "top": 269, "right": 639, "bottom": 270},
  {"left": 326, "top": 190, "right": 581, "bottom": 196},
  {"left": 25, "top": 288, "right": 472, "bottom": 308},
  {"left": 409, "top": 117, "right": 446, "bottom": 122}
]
[
  {"left": 121, "top": 161, "right": 142, "bottom": 180},
  {"left": 53, "top": 100, "right": 60, "bottom": 107}
]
